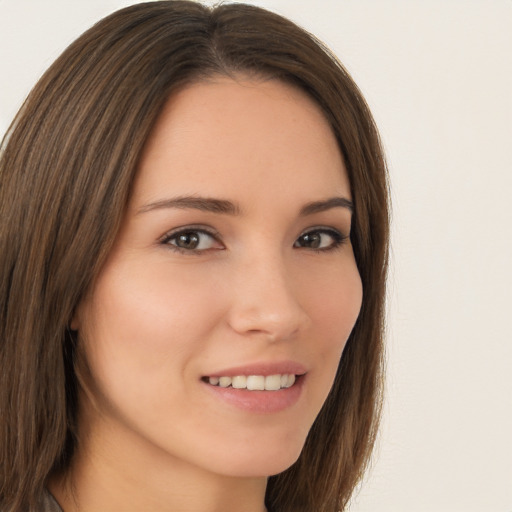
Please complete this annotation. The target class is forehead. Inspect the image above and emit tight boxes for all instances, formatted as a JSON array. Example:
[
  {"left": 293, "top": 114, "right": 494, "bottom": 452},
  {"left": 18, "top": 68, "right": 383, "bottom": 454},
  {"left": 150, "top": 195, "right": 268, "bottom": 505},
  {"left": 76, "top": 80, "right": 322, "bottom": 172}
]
[{"left": 132, "top": 76, "right": 350, "bottom": 209}]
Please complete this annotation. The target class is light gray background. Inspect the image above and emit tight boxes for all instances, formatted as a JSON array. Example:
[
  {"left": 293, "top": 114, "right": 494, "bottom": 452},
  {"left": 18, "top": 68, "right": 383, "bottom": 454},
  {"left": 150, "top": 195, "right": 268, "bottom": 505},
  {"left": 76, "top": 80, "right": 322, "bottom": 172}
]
[{"left": 1, "top": 1, "right": 511, "bottom": 510}]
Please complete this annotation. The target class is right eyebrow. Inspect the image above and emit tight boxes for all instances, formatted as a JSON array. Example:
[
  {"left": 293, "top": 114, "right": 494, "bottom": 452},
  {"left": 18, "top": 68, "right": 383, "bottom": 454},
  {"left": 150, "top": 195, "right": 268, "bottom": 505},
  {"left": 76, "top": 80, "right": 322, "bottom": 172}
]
[
  {"left": 136, "top": 195, "right": 242, "bottom": 216},
  {"left": 299, "top": 196, "right": 354, "bottom": 216}
]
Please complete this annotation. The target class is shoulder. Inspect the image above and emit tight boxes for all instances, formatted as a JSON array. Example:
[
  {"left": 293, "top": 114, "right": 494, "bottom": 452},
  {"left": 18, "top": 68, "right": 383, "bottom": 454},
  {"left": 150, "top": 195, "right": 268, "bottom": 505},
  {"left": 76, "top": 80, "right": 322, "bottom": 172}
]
[{"left": 40, "top": 489, "right": 64, "bottom": 512}]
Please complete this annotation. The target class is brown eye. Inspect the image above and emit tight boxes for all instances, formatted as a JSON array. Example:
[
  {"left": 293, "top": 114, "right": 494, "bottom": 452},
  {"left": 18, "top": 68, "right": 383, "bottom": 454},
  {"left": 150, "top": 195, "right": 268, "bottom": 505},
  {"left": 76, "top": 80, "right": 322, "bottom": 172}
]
[
  {"left": 175, "top": 232, "right": 201, "bottom": 249},
  {"left": 294, "top": 229, "right": 346, "bottom": 251},
  {"left": 163, "top": 228, "right": 221, "bottom": 252},
  {"left": 297, "top": 232, "right": 322, "bottom": 249}
]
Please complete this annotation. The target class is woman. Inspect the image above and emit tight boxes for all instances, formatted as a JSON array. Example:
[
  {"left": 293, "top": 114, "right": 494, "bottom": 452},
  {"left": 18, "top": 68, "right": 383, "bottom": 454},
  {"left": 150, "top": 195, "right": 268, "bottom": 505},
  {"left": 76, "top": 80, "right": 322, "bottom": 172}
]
[{"left": 0, "top": 2, "right": 389, "bottom": 511}]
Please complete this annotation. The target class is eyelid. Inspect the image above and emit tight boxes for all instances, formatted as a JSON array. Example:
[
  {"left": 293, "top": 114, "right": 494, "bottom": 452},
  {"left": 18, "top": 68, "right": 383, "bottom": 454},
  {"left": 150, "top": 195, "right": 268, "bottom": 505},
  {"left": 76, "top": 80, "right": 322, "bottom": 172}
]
[
  {"left": 297, "top": 225, "right": 349, "bottom": 239},
  {"left": 299, "top": 224, "right": 350, "bottom": 238}
]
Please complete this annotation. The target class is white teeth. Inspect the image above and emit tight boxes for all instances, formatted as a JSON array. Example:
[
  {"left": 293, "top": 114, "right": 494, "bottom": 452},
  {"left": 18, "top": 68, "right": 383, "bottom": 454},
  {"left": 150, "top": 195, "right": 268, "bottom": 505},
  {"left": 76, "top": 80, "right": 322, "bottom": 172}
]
[
  {"left": 231, "top": 375, "right": 247, "bottom": 389},
  {"left": 207, "top": 374, "right": 297, "bottom": 391},
  {"left": 219, "top": 376, "right": 232, "bottom": 388},
  {"left": 265, "top": 374, "right": 282, "bottom": 391},
  {"left": 246, "top": 375, "right": 265, "bottom": 390}
]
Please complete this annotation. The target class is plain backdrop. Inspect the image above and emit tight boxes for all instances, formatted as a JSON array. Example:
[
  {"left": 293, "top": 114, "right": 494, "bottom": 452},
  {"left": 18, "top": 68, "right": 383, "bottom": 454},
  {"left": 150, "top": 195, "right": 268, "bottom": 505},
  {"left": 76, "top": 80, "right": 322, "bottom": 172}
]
[{"left": 1, "top": 1, "right": 511, "bottom": 511}]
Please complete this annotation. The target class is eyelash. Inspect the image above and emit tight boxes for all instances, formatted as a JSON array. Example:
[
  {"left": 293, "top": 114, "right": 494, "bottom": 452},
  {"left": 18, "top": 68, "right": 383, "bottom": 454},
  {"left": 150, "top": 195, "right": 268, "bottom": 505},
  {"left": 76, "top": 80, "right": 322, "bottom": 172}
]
[{"left": 159, "top": 226, "right": 349, "bottom": 255}]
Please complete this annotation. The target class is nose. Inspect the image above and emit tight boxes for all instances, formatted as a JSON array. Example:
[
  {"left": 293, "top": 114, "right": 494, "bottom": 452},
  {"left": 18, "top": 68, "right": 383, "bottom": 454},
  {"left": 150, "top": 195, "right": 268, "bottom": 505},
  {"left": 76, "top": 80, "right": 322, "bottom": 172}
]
[{"left": 227, "top": 252, "right": 311, "bottom": 342}]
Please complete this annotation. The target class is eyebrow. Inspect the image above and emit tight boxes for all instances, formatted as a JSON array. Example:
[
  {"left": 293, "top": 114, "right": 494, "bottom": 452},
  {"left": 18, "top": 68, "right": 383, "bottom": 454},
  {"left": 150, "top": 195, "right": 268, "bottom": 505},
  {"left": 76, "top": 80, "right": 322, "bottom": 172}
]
[
  {"left": 299, "top": 197, "right": 353, "bottom": 215},
  {"left": 137, "top": 196, "right": 242, "bottom": 215},
  {"left": 137, "top": 195, "right": 353, "bottom": 216}
]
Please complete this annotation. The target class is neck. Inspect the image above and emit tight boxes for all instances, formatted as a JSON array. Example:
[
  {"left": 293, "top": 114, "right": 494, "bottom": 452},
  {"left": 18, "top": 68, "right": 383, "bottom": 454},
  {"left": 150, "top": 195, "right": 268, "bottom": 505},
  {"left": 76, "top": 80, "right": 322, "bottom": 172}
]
[{"left": 49, "top": 413, "right": 268, "bottom": 512}]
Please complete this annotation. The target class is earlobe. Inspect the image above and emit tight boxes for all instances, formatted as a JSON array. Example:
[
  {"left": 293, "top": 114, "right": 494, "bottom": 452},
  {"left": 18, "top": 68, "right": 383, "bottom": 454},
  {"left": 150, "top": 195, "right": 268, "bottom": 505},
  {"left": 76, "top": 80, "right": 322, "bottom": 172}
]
[
  {"left": 70, "top": 314, "right": 80, "bottom": 331},
  {"left": 70, "top": 304, "right": 83, "bottom": 331}
]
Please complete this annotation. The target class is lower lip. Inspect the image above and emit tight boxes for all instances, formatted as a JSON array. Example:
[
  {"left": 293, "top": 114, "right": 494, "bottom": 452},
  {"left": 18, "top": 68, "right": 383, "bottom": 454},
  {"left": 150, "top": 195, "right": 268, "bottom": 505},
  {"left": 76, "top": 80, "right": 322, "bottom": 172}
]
[{"left": 202, "top": 376, "right": 305, "bottom": 414}]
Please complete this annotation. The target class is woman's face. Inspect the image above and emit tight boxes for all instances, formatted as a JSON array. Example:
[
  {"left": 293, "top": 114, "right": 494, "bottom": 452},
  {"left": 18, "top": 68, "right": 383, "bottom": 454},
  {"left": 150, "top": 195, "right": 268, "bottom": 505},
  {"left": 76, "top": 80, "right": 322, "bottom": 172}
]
[{"left": 74, "top": 77, "right": 362, "bottom": 478}]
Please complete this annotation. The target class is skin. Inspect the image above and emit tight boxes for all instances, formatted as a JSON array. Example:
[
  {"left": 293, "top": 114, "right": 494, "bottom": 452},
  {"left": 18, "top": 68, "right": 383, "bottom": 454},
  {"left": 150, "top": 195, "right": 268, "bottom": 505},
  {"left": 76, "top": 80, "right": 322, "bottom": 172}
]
[{"left": 52, "top": 77, "right": 363, "bottom": 512}]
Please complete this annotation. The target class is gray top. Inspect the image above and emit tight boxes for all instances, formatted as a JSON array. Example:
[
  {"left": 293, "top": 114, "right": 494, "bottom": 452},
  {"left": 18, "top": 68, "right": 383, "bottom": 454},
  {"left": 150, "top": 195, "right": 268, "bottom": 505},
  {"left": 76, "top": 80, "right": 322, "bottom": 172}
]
[{"left": 40, "top": 489, "right": 64, "bottom": 512}]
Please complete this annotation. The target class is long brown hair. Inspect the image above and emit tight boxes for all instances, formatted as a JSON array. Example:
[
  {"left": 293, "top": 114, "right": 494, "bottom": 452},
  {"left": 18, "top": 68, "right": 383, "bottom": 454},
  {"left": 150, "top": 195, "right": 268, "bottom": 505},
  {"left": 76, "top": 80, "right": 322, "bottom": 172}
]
[{"left": 0, "top": 2, "right": 389, "bottom": 511}]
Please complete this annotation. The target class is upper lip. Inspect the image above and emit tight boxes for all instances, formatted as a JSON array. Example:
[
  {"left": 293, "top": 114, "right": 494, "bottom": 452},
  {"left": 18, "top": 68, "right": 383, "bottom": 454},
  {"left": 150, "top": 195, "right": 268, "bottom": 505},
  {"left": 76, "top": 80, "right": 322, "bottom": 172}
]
[{"left": 205, "top": 361, "right": 307, "bottom": 378}]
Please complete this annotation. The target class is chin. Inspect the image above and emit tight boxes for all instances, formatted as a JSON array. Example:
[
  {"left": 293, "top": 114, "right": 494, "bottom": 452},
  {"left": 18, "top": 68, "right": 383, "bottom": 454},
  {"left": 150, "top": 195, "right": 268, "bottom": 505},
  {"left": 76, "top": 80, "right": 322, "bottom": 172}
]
[{"left": 208, "top": 433, "right": 306, "bottom": 478}]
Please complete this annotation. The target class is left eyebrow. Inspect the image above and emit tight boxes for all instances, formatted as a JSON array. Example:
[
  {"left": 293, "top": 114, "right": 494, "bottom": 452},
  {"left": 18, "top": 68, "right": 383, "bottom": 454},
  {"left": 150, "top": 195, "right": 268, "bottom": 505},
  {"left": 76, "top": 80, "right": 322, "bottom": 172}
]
[
  {"left": 299, "top": 197, "right": 353, "bottom": 216},
  {"left": 137, "top": 196, "right": 242, "bottom": 216}
]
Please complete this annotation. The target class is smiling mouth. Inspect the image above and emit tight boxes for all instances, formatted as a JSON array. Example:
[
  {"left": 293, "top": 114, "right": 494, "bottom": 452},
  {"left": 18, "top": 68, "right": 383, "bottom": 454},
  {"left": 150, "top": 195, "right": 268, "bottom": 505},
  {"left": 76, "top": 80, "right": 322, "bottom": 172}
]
[{"left": 202, "top": 374, "right": 298, "bottom": 391}]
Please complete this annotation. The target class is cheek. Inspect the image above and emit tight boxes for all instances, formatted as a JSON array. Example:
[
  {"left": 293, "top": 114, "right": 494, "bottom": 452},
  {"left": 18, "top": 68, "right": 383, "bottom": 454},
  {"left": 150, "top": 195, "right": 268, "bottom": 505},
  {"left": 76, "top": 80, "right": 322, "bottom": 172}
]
[
  {"left": 305, "top": 255, "right": 362, "bottom": 344},
  {"left": 301, "top": 256, "right": 363, "bottom": 389},
  {"left": 87, "top": 257, "right": 221, "bottom": 339},
  {"left": 78, "top": 261, "right": 224, "bottom": 401}
]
